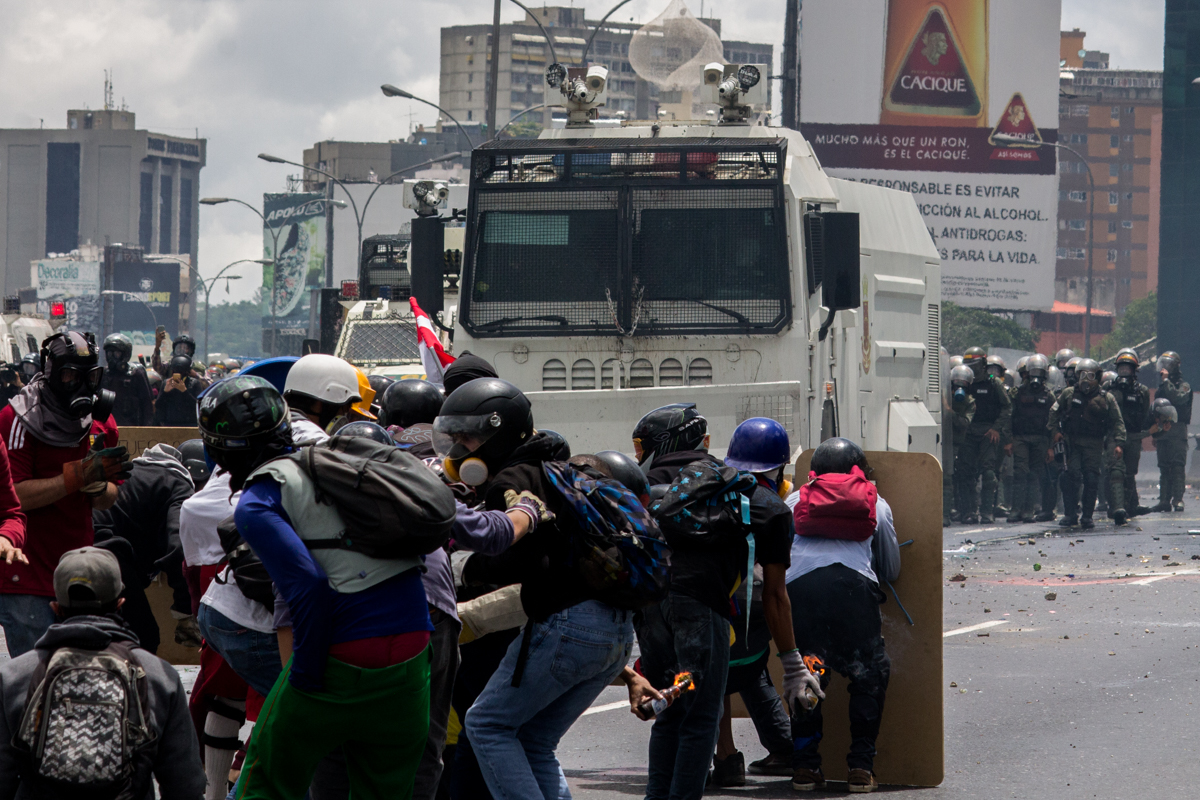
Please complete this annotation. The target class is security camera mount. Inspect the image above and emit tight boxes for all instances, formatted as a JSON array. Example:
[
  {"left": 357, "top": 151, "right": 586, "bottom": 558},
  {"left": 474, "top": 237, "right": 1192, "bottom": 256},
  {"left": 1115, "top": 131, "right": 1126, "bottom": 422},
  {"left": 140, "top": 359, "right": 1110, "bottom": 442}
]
[
  {"left": 403, "top": 179, "right": 449, "bottom": 218},
  {"left": 545, "top": 63, "right": 609, "bottom": 126},
  {"left": 700, "top": 62, "right": 768, "bottom": 124}
]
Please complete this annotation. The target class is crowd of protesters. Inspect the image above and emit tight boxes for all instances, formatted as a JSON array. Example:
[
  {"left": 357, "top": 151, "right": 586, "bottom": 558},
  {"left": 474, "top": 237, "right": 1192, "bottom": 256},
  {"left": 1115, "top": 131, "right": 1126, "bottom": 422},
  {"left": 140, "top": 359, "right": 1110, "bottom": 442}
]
[{"left": 0, "top": 330, "right": 904, "bottom": 799}]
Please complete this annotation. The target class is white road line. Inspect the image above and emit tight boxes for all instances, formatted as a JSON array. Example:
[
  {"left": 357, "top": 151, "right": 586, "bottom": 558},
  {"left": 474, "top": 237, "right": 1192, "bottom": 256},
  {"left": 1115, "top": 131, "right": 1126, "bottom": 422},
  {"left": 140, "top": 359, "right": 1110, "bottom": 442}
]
[
  {"left": 1129, "top": 569, "right": 1200, "bottom": 585},
  {"left": 943, "top": 620, "right": 1006, "bottom": 638},
  {"left": 581, "top": 700, "right": 630, "bottom": 717}
]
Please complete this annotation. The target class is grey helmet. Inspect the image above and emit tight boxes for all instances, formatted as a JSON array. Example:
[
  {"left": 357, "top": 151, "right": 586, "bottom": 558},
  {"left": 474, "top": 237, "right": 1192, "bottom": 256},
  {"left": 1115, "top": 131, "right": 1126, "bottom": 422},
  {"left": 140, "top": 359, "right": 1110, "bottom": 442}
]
[
  {"left": 1055, "top": 348, "right": 1077, "bottom": 370},
  {"left": 1075, "top": 358, "right": 1101, "bottom": 394},
  {"left": 1153, "top": 396, "right": 1179, "bottom": 424}
]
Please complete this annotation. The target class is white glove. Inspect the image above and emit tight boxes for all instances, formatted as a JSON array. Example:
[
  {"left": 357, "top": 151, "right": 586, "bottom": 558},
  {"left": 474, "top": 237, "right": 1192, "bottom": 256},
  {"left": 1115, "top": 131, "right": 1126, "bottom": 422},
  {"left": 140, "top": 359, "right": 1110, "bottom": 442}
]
[{"left": 780, "top": 650, "right": 824, "bottom": 713}]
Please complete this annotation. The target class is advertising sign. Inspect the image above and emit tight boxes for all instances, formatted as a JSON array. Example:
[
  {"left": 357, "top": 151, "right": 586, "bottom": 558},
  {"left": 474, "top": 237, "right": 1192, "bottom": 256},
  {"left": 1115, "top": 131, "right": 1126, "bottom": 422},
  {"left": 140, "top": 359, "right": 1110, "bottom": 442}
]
[
  {"left": 31, "top": 259, "right": 102, "bottom": 333},
  {"left": 800, "top": 0, "right": 1061, "bottom": 310},
  {"left": 112, "top": 259, "right": 181, "bottom": 346},
  {"left": 262, "top": 192, "right": 328, "bottom": 340}
]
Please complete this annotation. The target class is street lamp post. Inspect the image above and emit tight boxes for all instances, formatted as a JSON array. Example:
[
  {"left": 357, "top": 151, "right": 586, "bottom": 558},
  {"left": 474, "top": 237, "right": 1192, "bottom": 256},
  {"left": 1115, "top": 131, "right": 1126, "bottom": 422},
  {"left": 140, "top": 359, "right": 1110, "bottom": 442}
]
[
  {"left": 495, "top": 105, "right": 548, "bottom": 137},
  {"left": 380, "top": 86, "right": 477, "bottom": 150},
  {"left": 201, "top": 195, "right": 345, "bottom": 356},
  {"left": 993, "top": 133, "right": 1096, "bottom": 356},
  {"left": 146, "top": 254, "right": 268, "bottom": 361},
  {"left": 258, "top": 152, "right": 462, "bottom": 298},
  {"left": 100, "top": 290, "right": 157, "bottom": 333}
]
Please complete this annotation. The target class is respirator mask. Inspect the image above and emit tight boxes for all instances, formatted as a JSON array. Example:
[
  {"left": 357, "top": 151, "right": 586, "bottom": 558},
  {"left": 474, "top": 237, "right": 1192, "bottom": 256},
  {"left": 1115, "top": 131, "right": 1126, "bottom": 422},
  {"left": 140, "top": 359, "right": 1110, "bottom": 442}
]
[
  {"left": 44, "top": 332, "right": 105, "bottom": 420},
  {"left": 433, "top": 411, "right": 505, "bottom": 487},
  {"left": 105, "top": 348, "right": 127, "bottom": 372}
]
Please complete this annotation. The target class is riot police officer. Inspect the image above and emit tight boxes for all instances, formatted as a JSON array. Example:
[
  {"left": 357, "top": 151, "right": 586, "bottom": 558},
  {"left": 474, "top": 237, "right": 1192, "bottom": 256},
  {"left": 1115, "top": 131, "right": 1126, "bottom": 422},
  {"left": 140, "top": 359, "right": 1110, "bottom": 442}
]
[
  {"left": 1055, "top": 349, "right": 1076, "bottom": 373},
  {"left": 1008, "top": 354, "right": 1054, "bottom": 523},
  {"left": 959, "top": 347, "right": 1012, "bottom": 524},
  {"left": 1110, "top": 350, "right": 1152, "bottom": 516},
  {"left": 1063, "top": 356, "right": 1082, "bottom": 391},
  {"left": 1151, "top": 351, "right": 1191, "bottom": 512},
  {"left": 1048, "top": 358, "right": 1127, "bottom": 528},
  {"left": 99, "top": 333, "right": 154, "bottom": 426},
  {"left": 948, "top": 364, "right": 975, "bottom": 524}
]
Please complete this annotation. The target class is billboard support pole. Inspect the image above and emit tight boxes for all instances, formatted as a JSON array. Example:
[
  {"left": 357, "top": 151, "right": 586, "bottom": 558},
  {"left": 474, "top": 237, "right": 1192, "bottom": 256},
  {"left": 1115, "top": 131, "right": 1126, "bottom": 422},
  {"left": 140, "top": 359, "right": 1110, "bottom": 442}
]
[
  {"left": 782, "top": 0, "right": 800, "bottom": 129},
  {"left": 487, "top": 0, "right": 501, "bottom": 141}
]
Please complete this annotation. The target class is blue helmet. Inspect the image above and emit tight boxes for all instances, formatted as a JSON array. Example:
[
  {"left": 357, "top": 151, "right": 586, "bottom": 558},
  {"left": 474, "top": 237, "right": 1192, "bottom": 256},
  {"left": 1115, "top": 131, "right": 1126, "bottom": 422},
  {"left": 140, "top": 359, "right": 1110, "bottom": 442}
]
[{"left": 725, "top": 417, "right": 790, "bottom": 473}]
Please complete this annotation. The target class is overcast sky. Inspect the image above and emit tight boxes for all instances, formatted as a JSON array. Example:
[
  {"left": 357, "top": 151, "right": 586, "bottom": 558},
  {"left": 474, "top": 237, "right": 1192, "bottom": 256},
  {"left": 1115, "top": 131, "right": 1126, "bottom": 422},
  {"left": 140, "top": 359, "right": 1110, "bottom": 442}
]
[{"left": 0, "top": 0, "right": 1166, "bottom": 305}]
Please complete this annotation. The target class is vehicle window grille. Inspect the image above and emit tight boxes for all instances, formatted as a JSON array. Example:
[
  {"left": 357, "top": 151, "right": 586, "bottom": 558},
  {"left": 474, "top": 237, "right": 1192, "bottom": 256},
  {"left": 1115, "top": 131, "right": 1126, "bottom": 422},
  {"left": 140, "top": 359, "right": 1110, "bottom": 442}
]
[
  {"left": 927, "top": 304, "right": 941, "bottom": 395},
  {"left": 629, "top": 358, "right": 654, "bottom": 387},
  {"left": 542, "top": 359, "right": 567, "bottom": 391},
  {"left": 571, "top": 358, "right": 596, "bottom": 390},
  {"left": 738, "top": 394, "right": 796, "bottom": 440},
  {"left": 361, "top": 235, "right": 411, "bottom": 300},
  {"left": 687, "top": 357, "right": 713, "bottom": 385},
  {"left": 337, "top": 318, "right": 420, "bottom": 366},
  {"left": 601, "top": 358, "right": 624, "bottom": 389},
  {"left": 659, "top": 358, "right": 683, "bottom": 386}
]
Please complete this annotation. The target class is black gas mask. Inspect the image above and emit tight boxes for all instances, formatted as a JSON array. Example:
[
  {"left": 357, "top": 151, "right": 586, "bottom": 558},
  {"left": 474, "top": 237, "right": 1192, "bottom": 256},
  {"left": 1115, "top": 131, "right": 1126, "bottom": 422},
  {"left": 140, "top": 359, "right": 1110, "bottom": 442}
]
[
  {"left": 42, "top": 331, "right": 106, "bottom": 419},
  {"left": 104, "top": 347, "right": 127, "bottom": 372},
  {"left": 172, "top": 337, "right": 196, "bottom": 359}
]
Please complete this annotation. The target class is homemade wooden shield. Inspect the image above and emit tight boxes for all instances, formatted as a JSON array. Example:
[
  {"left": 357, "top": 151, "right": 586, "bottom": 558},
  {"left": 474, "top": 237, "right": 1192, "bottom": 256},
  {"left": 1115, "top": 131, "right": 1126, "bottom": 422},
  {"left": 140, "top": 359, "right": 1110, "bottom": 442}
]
[{"left": 731, "top": 450, "right": 943, "bottom": 787}]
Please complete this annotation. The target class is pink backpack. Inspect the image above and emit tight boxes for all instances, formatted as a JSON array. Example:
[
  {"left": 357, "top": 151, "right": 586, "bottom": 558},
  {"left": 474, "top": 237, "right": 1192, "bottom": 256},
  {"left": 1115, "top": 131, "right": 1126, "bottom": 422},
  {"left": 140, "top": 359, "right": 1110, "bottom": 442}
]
[{"left": 793, "top": 466, "right": 878, "bottom": 542}]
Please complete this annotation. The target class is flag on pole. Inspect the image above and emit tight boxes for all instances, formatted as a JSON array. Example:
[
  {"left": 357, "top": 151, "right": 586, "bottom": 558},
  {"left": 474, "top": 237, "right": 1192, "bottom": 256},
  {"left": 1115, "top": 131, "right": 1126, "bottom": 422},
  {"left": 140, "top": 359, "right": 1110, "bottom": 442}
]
[{"left": 410, "top": 296, "right": 455, "bottom": 388}]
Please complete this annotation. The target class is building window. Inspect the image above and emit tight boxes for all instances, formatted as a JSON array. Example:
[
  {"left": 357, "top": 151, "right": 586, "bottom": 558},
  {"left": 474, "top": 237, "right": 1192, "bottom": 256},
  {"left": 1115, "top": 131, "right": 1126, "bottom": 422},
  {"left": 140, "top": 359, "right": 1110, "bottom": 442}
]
[
  {"left": 1110, "top": 135, "right": 1120, "bottom": 148},
  {"left": 1108, "top": 221, "right": 1118, "bottom": 234},
  {"left": 1109, "top": 191, "right": 1119, "bottom": 205},
  {"left": 1122, "top": 220, "right": 1133, "bottom": 229},
  {"left": 1059, "top": 104, "right": 1069, "bottom": 118},
  {"left": 467, "top": 109, "right": 472, "bottom": 120},
  {"left": 1124, "top": 192, "right": 1134, "bottom": 199},
  {"left": 1057, "top": 247, "right": 1086, "bottom": 260},
  {"left": 467, "top": 92, "right": 472, "bottom": 101},
  {"left": 1127, "top": 106, "right": 1134, "bottom": 114},
  {"left": 1123, "top": 134, "right": 1133, "bottom": 142},
  {"left": 139, "top": 173, "right": 153, "bottom": 251},
  {"left": 1072, "top": 105, "right": 1089, "bottom": 116},
  {"left": 1067, "top": 219, "right": 1087, "bottom": 230},
  {"left": 1066, "top": 133, "right": 1087, "bottom": 144},
  {"left": 594, "top": 40, "right": 611, "bottom": 55},
  {"left": 159, "top": 175, "right": 173, "bottom": 253},
  {"left": 1111, "top": 106, "right": 1120, "bottom": 119},
  {"left": 1122, "top": 163, "right": 1131, "bottom": 171},
  {"left": 1109, "top": 163, "right": 1119, "bottom": 177},
  {"left": 1123, "top": 249, "right": 1131, "bottom": 258},
  {"left": 1108, "top": 249, "right": 1118, "bottom": 263},
  {"left": 179, "top": 177, "right": 193, "bottom": 254},
  {"left": 468, "top": 73, "right": 474, "bottom": 83},
  {"left": 45, "top": 142, "right": 80, "bottom": 256}
]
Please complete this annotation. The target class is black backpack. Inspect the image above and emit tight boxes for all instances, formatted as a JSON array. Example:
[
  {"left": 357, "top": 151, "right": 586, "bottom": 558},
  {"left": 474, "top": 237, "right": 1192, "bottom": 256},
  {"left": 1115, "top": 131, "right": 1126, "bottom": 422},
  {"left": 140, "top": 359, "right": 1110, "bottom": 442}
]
[
  {"left": 292, "top": 434, "right": 457, "bottom": 558},
  {"left": 649, "top": 461, "right": 757, "bottom": 550},
  {"left": 215, "top": 514, "right": 276, "bottom": 611}
]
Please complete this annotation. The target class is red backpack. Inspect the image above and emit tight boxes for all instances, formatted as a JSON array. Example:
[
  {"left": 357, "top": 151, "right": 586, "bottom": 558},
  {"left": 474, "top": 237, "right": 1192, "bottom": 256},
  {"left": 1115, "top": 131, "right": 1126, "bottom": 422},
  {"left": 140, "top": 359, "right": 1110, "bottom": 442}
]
[{"left": 793, "top": 466, "right": 878, "bottom": 542}]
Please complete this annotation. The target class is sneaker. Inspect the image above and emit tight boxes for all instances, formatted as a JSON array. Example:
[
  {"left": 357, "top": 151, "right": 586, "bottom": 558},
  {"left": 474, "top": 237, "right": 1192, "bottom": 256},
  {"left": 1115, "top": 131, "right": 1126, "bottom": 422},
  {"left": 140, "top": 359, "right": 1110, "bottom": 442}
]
[
  {"left": 1080, "top": 517, "right": 1095, "bottom": 530},
  {"left": 1058, "top": 515, "right": 1078, "bottom": 527},
  {"left": 712, "top": 751, "right": 746, "bottom": 787},
  {"left": 1114, "top": 509, "right": 1128, "bottom": 525},
  {"left": 1034, "top": 511, "right": 1056, "bottom": 522},
  {"left": 792, "top": 767, "right": 826, "bottom": 792},
  {"left": 848, "top": 768, "right": 878, "bottom": 793},
  {"left": 749, "top": 753, "right": 794, "bottom": 776}
]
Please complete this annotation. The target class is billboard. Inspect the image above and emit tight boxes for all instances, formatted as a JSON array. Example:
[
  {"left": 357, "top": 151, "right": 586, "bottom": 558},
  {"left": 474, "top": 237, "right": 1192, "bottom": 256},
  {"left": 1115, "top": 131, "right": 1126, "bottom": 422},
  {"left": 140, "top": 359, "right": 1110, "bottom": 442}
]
[
  {"left": 31, "top": 259, "right": 101, "bottom": 332},
  {"left": 111, "top": 259, "right": 181, "bottom": 346},
  {"left": 800, "top": 0, "right": 1061, "bottom": 310},
  {"left": 262, "top": 192, "right": 328, "bottom": 344}
]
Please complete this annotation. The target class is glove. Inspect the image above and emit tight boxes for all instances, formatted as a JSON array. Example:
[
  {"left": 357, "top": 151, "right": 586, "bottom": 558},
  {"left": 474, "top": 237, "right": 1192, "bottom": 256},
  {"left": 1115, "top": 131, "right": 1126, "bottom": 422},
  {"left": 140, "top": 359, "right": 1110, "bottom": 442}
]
[
  {"left": 503, "top": 489, "right": 555, "bottom": 532},
  {"left": 63, "top": 446, "right": 132, "bottom": 494},
  {"left": 780, "top": 650, "right": 824, "bottom": 713}
]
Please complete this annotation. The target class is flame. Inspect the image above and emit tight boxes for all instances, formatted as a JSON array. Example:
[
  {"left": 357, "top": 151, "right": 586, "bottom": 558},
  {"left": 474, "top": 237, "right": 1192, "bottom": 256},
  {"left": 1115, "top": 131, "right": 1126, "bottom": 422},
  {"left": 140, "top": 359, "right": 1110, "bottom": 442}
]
[
  {"left": 673, "top": 671, "right": 696, "bottom": 691},
  {"left": 803, "top": 655, "right": 825, "bottom": 676}
]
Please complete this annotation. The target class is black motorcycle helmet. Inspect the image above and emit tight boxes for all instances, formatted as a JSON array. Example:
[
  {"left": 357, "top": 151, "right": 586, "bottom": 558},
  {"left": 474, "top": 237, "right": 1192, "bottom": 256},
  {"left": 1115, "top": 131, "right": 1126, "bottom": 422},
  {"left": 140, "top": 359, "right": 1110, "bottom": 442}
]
[
  {"left": 41, "top": 331, "right": 106, "bottom": 419},
  {"left": 594, "top": 449, "right": 650, "bottom": 501},
  {"left": 168, "top": 354, "right": 193, "bottom": 379},
  {"left": 177, "top": 438, "right": 211, "bottom": 489},
  {"left": 103, "top": 333, "right": 133, "bottom": 372},
  {"left": 962, "top": 346, "right": 987, "bottom": 380},
  {"left": 367, "top": 375, "right": 395, "bottom": 419},
  {"left": 335, "top": 421, "right": 396, "bottom": 446},
  {"left": 381, "top": 379, "right": 444, "bottom": 429},
  {"left": 810, "top": 437, "right": 870, "bottom": 476},
  {"left": 433, "top": 378, "right": 533, "bottom": 485},
  {"left": 17, "top": 352, "right": 40, "bottom": 384},
  {"left": 199, "top": 375, "right": 292, "bottom": 490},
  {"left": 172, "top": 334, "right": 196, "bottom": 359},
  {"left": 631, "top": 403, "right": 708, "bottom": 465}
]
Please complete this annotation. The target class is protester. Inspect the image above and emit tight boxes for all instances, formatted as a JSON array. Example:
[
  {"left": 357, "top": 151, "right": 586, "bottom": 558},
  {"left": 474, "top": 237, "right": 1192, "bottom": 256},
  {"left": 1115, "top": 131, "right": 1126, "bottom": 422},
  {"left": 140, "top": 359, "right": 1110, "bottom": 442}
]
[
  {"left": 101, "top": 332, "right": 155, "bottom": 426},
  {"left": 282, "top": 353, "right": 360, "bottom": 437},
  {"left": 636, "top": 409, "right": 815, "bottom": 800},
  {"left": 155, "top": 354, "right": 204, "bottom": 426},
  {"left": 786, "top": 437, "right": 899, "bottom": 794},
  {"left": 381, "top": 378, "right": 444, "bottom": 430},
  {"left": 0, "top": 546, "right": 205, "bottom": 798},
  {"left": 440, "top": 378, "right": 640, "bottom": 800},
  {"left": 201, "top": 375, "right": 436, "bottom": 796},
  {"left": 92, "top": 442, "right": 196, "bottom": 653},
  {"left": 0, "top": 331, "right": 128, "bottom": 657},
  {"left": 441, "top": 351, "right": 499, "bottom": 394}
]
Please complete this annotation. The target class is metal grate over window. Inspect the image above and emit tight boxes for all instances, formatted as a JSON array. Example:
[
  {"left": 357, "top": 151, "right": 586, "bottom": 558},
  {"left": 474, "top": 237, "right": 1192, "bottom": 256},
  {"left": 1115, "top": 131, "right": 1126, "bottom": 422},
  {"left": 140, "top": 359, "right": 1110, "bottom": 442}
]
[
  {"left": 338, "top": 318, "right": 420, "bottom": 366},
  {"left": 571, "top": 358, "right": 596, "bottom": 389},
  {"left": 542, "top": 359, "right": 567, "bottom": 391},
  {"left": 739, "top": 393, "right": 796, "bottom": 440},
  {"left": 687, "top": 357, "right": 713, "bottom": 385},
  {"left": 463, "top": 137, "right": 790, "bottom": 338},
  {"left": 927, "top": 304, "right": 941, "bottom": 396},
  {"left": 629, "top": 358, "right": 655, "bottom": 387},
  {"left": 659, "top": 358, "right": 683, "bottom": 386}
]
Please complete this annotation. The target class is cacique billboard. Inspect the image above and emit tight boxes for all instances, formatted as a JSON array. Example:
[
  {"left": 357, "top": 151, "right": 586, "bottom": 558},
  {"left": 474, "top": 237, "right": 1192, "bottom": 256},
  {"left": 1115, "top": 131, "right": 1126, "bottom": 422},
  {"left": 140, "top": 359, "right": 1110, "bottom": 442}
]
[{"left": 800, "top": 0, "right": 1061, "bottom": 310}]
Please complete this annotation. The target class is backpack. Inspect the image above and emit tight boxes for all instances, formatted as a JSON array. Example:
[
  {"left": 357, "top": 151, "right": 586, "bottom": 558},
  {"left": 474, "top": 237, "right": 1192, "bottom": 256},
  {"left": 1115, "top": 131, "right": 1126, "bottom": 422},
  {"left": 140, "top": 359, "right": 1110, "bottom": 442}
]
[
  {"left": 793, "top": 466, "right": 878, "bottom": 542},
  {"left": 292, "top": 434, "right": 457, "bottom": 558},
  {"left": 13, "top": 642, "right": 155, "bottom": 798},
  {"left": 541, "top": 462, "right": 672, "bottom": 611},
  {"left": 649, "top": 461, "right": 758, "bottom": 550},
  {"left": 215, "top": 514, "right": 276, "bottom": 611}
]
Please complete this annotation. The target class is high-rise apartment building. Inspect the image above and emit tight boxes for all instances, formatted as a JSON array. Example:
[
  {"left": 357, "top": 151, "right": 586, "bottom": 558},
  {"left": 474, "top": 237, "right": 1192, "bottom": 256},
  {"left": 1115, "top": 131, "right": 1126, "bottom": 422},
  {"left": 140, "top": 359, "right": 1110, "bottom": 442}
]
[
  {"left": 439, "top": 6, "right": 773, "bottom": 130},
  {"left": 0, "top": 107, "right": 205, "bottom": 300}
]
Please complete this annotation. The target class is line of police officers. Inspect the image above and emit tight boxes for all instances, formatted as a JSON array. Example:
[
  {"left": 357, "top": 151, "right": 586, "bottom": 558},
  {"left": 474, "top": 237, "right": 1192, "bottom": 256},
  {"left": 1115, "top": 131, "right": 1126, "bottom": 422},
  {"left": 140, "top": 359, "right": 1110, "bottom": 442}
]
[{"left": 944, "top": 346, "right": 1191, "bottom": 529}]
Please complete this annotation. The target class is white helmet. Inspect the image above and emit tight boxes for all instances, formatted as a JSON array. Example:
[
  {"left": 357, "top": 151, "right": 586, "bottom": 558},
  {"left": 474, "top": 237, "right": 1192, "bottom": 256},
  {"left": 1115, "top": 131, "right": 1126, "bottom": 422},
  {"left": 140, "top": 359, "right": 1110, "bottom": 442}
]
[{"left": 284, "top": 354, "right": 361, "bottom": 405}]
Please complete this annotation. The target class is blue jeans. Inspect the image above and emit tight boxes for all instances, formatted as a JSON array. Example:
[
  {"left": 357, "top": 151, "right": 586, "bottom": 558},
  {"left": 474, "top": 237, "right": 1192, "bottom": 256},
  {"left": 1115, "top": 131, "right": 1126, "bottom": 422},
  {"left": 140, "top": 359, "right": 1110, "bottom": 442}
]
[
  {"left": 635, "top": 591, "right": 731, "bottom": 800},
  {"left": 197, "top": 603, "right": 282, "bottom": 697},
  {"left": 0, "top": 593, "right": 57, "bottom": 657},
  {"left": 465, "top": 599, "right": 634, "bottom": 800}
]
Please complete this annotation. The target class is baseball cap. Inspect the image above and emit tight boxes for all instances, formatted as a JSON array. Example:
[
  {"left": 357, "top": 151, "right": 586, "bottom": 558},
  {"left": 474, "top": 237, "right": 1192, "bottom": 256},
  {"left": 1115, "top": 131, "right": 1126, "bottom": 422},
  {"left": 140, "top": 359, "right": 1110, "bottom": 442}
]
[{"left": 54, "top": 547, "right": 124, "bottom": 609}]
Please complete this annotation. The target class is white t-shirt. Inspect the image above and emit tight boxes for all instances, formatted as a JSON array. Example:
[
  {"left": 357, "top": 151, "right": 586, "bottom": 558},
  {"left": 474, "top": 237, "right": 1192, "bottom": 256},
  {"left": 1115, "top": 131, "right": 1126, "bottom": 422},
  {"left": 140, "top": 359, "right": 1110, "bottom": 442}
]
[
  {"left": 180, "top": 469, "right": 235, "bottom": 567},
  {"left": 785, "top": 493, "right": 896, "bottom": 585}
]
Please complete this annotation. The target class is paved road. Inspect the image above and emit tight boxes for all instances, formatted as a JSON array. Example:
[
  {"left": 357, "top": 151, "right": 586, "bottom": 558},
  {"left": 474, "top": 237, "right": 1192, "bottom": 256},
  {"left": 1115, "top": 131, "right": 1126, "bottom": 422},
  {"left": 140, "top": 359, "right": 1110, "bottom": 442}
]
[{"left": 557, "top": 485, "right": 1200, "bottom": 799}]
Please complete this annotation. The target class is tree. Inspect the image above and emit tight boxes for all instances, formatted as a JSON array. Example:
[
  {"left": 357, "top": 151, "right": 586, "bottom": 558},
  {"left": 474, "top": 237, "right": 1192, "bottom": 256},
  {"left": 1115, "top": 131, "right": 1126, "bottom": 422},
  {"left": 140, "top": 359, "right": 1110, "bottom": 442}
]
[
  {"left": 503, "top": 117, "right": 544, "bottom": 139},
  {"left": 940, "top": 302, "right": 1040, "bottom": 355},
  {"left": 1095, "top": 292, "right": 1156, "bottom": 359},
  {"left": 198, "top": 301, "right": 265, "bottom": 359}
]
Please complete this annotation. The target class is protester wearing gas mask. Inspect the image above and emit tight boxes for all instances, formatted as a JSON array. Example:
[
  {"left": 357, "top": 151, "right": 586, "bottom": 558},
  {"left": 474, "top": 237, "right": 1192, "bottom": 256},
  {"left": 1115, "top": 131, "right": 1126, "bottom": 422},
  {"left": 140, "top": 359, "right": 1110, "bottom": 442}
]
[
  {"left": 0, "top": 330, "right": 130, "bottom": 656},
  {"left": 100, "top": 333, "right": 155, "bottom": 426},
  {"left": 154, "top": 354, "right": 204, "bottom": 427}
]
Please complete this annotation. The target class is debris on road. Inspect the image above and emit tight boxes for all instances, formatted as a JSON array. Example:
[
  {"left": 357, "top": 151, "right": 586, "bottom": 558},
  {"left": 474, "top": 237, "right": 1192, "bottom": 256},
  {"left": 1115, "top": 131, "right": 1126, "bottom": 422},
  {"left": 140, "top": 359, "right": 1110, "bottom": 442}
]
[
  {"left": 1045, "top": 592, "right": 1057, "bottom": 601},
  {"left": 1034, "top": 563, "right": 1042, "bottom": 571},
  {"left": 949, "top": 573, "right": 967, "bottom": 582}
]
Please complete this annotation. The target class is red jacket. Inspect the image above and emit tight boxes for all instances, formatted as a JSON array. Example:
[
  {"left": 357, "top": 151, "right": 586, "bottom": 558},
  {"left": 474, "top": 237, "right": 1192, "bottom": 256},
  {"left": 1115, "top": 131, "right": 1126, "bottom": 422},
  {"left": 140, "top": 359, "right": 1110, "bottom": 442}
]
[{"left": 0, "top": 436, "right": 25, "bottom": 551}]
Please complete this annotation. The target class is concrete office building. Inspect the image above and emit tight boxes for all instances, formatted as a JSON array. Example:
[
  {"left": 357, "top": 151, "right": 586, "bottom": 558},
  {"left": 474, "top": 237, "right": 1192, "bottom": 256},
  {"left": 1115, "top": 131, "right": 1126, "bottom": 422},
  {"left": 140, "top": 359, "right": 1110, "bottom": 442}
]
[
  {"left": 439, "top": 6, "right": 773, "bottom": 130},
  {"left": 0, "top": 107, "right": 206, "bottom": 303}
]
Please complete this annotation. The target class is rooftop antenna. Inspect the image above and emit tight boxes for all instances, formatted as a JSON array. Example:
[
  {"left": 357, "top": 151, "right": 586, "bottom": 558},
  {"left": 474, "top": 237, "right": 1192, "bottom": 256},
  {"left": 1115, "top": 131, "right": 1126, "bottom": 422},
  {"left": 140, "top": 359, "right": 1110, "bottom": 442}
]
[{"left": 103, "top": 69, "right": 114, "bottom": 111}]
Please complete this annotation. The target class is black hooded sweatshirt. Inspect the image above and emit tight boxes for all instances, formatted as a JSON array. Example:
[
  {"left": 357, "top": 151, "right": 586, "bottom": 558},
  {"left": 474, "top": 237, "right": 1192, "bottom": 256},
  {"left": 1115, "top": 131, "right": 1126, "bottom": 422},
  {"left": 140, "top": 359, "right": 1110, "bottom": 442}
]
[{"left": 462, "top": 430, "right": 588, "bottom": 621}]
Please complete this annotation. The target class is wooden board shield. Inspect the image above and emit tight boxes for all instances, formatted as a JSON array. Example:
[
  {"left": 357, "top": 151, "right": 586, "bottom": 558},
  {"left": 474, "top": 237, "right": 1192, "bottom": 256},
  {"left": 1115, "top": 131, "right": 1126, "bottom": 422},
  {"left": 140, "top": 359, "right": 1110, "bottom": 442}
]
[{"left": 731, "top": 450, "right": 944, "bottom": 787}]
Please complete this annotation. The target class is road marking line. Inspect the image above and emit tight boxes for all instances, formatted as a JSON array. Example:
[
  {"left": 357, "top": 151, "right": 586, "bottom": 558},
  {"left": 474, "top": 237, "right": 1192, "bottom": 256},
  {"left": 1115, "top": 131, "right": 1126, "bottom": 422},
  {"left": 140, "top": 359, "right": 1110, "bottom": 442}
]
[
  {"left": 582, "top": 700, "right": 629, "bottom": 716},
  {"left": 1129, "top": 569, "right": 1200, "bottom": 585},
  {"left": 943, "top": 620, "right": 1005, "bottom": 638}
]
